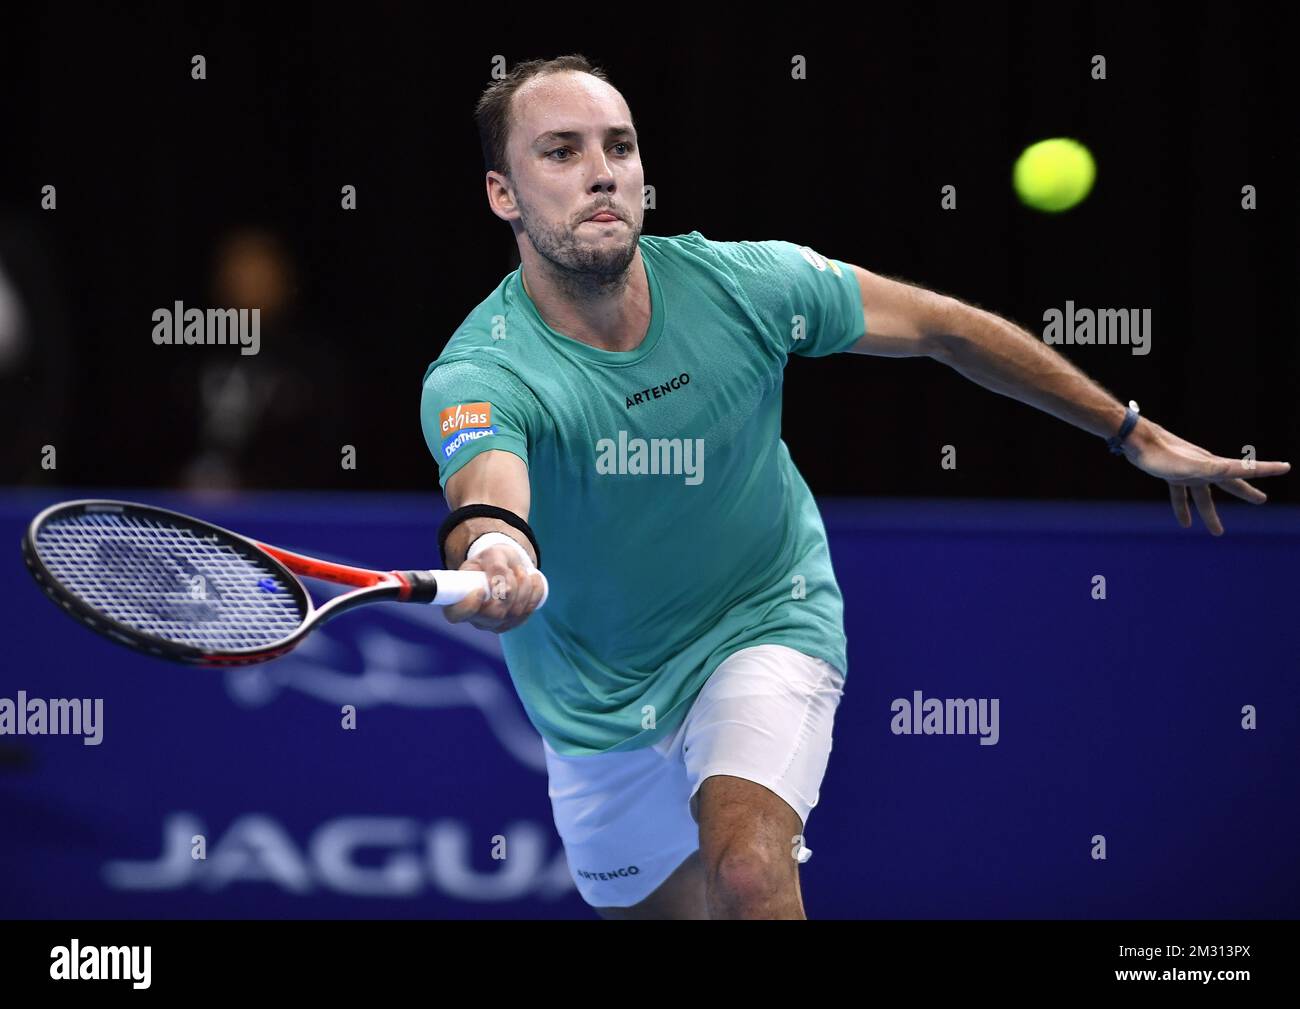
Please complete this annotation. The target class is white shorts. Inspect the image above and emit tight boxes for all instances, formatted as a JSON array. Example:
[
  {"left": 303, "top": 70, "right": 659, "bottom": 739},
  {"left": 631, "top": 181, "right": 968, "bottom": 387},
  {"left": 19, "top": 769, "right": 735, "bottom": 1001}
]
[{"left": 542, "top": 643, "right": 846, "bottom": 909}]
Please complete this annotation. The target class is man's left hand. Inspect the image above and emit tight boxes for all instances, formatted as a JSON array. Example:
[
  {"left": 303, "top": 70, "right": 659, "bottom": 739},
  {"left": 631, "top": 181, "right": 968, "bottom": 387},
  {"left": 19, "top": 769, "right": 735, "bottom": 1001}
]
[{"left": 1121, "top": 419, "right": 1290, "bottom": 535}]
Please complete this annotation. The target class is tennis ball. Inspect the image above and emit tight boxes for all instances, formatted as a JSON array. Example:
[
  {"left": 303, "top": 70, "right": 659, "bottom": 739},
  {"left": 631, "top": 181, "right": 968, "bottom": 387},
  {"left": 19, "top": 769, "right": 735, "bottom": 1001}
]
[{"left": 1013, "top": 138, "right": 1096, "bottom": 213}]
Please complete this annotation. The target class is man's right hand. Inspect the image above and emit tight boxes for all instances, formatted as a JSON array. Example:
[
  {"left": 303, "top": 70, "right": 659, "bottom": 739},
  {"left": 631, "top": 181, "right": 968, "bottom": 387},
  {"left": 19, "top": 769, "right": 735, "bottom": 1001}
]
[
  {"left": 442, "top": 543, "right": 547, "bottom": 633},
  {"left": 440, "top": 449, "right": 544, "bottom": 633}
]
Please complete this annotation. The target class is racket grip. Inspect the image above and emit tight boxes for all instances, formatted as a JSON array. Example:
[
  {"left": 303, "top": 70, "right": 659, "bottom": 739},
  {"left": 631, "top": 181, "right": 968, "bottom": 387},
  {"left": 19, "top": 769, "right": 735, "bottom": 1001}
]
[
  {"left": 408, "top": 569, "right": 549, "bottom": 608},
  {"left": 431, "top": 570, "right": 489, "bottom": 605}
]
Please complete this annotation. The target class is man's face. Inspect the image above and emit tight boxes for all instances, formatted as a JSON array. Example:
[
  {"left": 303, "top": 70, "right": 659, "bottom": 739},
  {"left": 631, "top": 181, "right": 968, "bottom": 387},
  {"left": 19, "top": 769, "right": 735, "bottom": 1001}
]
[{"left": 495, "top": 72, "right": 644, "bottom": 280}]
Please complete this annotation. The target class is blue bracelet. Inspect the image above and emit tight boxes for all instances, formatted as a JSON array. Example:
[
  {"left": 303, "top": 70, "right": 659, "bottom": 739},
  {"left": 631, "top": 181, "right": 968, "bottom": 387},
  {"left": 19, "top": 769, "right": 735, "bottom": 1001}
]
[{"left": 1107, "top": 400, "right": 1141, "bottom": 455}]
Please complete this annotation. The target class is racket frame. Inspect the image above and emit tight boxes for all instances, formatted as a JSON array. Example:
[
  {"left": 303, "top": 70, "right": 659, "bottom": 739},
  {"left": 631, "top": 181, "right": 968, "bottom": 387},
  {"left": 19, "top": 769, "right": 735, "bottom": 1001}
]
[{"left": 22, "top": 499, "right": 429, "bottom": 667}]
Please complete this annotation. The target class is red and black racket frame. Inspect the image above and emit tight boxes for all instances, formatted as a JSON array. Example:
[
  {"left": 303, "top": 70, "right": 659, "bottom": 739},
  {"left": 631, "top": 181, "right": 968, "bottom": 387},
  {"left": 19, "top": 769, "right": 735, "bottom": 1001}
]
[{"left": 22, "top": 499, "right": 443, "bottom": 667}]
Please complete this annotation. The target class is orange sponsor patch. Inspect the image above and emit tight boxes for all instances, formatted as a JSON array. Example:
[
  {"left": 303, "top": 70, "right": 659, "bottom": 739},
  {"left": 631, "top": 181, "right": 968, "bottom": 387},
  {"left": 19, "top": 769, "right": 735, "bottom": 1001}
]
[{"left": 439, "top": 402, "right": 493, "bottom": 436}]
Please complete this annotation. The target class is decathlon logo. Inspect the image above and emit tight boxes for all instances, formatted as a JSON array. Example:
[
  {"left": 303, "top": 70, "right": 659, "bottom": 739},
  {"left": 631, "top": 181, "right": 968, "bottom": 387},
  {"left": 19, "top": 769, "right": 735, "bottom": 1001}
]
[{"left": 440, "top": 402, "right": 497, "bottom": 459}]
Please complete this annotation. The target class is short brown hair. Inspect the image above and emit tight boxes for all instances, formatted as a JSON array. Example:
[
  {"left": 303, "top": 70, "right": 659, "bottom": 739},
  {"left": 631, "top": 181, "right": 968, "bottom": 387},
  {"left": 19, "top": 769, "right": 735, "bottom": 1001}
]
[{"left": 474, "top": 54, "right": 611, "bottom": 178}]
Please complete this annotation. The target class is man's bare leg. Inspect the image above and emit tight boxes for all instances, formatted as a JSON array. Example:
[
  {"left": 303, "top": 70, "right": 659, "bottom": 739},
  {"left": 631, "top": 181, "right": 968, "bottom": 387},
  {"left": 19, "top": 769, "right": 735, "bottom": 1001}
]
[{"left": 695, "top": 774, "right": 805, "bottom": 919}]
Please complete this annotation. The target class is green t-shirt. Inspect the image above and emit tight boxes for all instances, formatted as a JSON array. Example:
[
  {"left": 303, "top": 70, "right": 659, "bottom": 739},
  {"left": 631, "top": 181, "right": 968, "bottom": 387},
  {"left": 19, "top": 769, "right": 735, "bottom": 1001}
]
[{"left": 420, "top": 231, "right": 865, "bottom": 755}]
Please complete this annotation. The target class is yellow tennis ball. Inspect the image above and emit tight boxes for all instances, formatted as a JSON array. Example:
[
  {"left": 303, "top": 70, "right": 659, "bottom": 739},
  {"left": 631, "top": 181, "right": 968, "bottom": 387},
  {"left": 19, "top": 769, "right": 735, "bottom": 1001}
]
[{"left": 1013, "top": 138, "right": 1096, "bottom": 213}]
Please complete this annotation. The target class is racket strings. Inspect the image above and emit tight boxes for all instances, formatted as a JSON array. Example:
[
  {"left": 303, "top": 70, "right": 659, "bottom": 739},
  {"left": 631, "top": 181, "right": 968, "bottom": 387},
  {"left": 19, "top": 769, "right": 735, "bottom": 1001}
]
[{"left": 35, "top": 512, "right": 306, "bottom": 649}]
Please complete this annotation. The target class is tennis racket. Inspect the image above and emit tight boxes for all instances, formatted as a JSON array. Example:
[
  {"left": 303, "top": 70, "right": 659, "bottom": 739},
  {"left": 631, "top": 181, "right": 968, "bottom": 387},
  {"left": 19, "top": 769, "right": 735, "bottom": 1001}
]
[{"left": 21, "top": 499, "right": 547, "bottom": 666}]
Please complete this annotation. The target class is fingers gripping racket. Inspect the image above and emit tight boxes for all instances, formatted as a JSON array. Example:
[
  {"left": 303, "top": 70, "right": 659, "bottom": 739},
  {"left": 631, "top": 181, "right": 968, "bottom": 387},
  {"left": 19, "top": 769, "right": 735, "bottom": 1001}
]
[{"left": 21, "top": 500, "right": 547, "bottom": 666}]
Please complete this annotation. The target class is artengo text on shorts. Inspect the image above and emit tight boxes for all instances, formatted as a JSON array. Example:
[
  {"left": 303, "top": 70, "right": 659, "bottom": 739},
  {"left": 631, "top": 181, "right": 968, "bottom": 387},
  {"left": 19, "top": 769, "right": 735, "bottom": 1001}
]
[{"left": 576, "top": 865, "right": 641, "bottom": 881}]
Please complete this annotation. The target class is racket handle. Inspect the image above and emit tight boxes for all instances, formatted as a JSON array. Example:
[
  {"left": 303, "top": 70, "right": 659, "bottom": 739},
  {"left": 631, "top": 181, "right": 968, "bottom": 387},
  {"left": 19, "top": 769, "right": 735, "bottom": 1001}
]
[{"left": 412, "top": 569, "right": 549, "bottom": 608}]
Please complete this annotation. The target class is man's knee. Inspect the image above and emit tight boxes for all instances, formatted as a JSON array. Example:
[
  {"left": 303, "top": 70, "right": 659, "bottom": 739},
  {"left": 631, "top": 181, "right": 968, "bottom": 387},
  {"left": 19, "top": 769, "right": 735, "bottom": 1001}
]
[
  {"left": 696, "top": 775, "right": 805, "bottom": 918},
  {"left": 705, "top": 837, "right": 790, "bottom": 910}
]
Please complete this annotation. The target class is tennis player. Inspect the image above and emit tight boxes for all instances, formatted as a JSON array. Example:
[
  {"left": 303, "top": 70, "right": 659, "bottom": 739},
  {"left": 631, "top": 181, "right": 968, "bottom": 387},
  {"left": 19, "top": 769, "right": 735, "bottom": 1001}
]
[{"left": 420, "top": 55, "right": 1290, "bottom": 919}]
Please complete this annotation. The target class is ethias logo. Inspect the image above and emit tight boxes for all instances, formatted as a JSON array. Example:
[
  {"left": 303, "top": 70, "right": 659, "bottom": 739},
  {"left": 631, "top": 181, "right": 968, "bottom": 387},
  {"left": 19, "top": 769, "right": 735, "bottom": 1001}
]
[{"left": 440, "top": 402, "right": 497, "bottom": 459}]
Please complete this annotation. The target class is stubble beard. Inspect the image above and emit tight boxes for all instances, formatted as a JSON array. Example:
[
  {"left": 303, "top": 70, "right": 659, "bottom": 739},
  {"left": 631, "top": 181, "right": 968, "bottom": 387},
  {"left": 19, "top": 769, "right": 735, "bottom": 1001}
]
[{"left": 517, "top": 193, "right": 643, "bottom": 302}]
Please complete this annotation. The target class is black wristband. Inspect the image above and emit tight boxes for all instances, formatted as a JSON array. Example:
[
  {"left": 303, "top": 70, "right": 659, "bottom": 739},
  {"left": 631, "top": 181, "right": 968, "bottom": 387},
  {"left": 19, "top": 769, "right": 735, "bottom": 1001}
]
[
  {"left": 438, "top": 504, "right": 541, "bottom": 569},
  {"left": 1106, "top": 400, "right": 1141, "bottom": 456}
]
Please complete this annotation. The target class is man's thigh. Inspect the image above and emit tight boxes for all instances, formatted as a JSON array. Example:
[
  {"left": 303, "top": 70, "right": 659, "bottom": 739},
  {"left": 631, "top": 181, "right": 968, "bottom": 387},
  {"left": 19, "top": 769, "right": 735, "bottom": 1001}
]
[
  {"left": 684, "top": 643, "right": 845, "bottom": 836},
  {"left": 684, "top": 644, "right": 846, "bottom": 915}
]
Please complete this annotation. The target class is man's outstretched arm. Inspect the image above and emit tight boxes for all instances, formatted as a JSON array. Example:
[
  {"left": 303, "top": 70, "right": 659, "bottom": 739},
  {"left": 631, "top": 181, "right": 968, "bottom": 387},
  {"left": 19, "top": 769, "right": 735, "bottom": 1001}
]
[
  {"left": 442, "top": 449, "right": 546, "bottom": 632},
  {"left": 842, "top": 264, "right": 1291, "bottom": 534}
]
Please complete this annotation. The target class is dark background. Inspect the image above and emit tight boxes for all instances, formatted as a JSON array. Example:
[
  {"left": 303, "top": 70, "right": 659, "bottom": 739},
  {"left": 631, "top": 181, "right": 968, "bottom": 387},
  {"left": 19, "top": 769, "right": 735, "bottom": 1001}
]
[{"left": 1, "top": 2, "right": 1296, "bottom": 498}]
